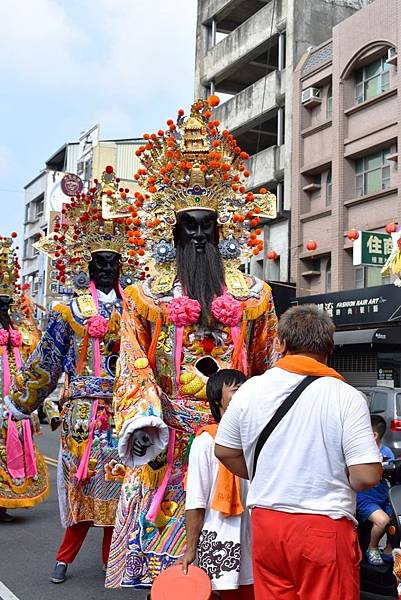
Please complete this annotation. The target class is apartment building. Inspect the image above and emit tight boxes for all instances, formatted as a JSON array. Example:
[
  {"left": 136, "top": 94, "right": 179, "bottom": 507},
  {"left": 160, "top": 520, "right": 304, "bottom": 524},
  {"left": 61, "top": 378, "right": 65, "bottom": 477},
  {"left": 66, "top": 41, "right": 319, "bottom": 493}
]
[
  {"left": 292, "top": 0, "right": 401, "bottom": 386},
  {"left": 195, "top": 0, "right": 373, "bottom": 284},
  {"left": 23, "top": 125, "right": 143, "bottom": 324}
]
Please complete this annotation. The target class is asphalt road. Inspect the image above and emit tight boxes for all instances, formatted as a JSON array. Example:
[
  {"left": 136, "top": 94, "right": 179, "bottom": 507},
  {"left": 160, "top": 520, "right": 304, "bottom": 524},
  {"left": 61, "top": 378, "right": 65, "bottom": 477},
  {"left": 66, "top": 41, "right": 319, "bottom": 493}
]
[{"left": 0, "top": 427, "right": 147, "bottom": 600}]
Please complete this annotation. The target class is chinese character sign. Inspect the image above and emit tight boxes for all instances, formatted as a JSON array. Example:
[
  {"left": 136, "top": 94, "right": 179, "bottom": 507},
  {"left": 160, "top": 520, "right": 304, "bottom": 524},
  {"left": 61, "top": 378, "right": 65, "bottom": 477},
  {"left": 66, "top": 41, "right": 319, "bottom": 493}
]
[{"left": 353, "top": 231, "right": 392, "bottom": 266}]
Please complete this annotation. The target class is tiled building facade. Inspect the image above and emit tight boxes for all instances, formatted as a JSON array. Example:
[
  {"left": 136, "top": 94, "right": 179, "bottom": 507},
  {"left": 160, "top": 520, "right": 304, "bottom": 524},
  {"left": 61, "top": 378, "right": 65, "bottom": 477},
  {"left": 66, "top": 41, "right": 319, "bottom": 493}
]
[
  {"left": 293, "top": 0, "right": 401, "bottom": 387},
  {"left": 292, "top": 0, "right": 401, "bottom": 297}
]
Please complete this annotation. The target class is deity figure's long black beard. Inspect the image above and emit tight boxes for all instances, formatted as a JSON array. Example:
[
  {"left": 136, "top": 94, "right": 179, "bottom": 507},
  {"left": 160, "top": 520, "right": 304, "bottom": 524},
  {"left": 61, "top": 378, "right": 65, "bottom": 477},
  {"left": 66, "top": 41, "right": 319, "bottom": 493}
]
[
  {"left": 0, "top": 310, "right": 11, "bottom": 331},
  {"left": 176, "top": 242, "right": 225, "bottom": 327}
]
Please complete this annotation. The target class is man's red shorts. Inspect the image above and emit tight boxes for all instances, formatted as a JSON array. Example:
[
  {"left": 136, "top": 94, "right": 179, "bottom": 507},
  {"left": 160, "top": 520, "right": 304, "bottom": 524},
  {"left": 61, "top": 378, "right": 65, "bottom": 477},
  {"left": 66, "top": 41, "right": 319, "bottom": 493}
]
[{"left": 251, "top": 508, "right": 361, "bottom": 600}]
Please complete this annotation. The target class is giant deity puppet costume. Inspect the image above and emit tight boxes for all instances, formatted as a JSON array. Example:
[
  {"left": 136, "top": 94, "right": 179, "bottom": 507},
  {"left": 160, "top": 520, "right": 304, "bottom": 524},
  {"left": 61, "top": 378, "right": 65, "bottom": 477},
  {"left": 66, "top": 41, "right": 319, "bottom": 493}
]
[
  {"left": 105, "top": 98, "right": 278, "bottom": 588},
  {"left": 5, "top": 169, "right": 137, "bottom": 582},
  {"left": 0, "top": 235, "right": 48, "bottom": 521},
  {"left": 382, "top": 225, "right": 401, "bottom": 286}
]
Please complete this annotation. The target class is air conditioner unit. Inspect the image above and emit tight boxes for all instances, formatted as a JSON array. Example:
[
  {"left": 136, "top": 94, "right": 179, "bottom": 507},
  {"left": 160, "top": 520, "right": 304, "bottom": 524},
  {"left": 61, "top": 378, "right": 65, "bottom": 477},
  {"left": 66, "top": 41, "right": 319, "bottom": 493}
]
[
  {"left": 387, "top": 47, "right": 398, "bottom": 65},
  {"left": 301, "top": 87, "right": 322, "bottom": 108}
]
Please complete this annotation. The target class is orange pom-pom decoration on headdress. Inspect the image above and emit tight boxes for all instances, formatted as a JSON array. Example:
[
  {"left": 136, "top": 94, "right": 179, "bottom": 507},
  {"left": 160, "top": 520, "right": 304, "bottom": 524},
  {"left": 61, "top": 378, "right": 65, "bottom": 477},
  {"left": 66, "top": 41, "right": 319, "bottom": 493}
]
[{"left": 208, "top": 95, "right": 220, "bottom": 107}]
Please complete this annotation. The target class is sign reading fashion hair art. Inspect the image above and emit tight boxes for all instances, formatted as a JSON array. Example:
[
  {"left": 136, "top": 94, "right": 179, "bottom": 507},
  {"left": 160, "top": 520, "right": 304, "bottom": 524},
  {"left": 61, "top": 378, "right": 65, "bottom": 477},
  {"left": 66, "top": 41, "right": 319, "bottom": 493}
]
[
  {"left": 296, "top": 284, "right": 401, "bottom": 326},
  {"left": 353, "top": 231, "right": 392, "bottom": 267},
  {"left": 61, "top": 173, "right": 84, "bottom": 197}
]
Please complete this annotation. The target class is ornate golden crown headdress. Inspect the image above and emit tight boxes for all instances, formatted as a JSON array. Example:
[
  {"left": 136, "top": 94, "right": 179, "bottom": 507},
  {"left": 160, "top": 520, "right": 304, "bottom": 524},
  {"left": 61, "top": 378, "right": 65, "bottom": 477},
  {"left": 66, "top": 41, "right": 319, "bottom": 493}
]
[
  {"left": 0, "top": 235, "right": 20, "bottom": 298},
  {"left": 132, "top": 99, "right": 276, "bottom": 218},
  {"left": 116, "top": 98, "right": 276, "bottom": 294},
  {"left": 34, "top": 167, "right": 136, "bottom": 292}
]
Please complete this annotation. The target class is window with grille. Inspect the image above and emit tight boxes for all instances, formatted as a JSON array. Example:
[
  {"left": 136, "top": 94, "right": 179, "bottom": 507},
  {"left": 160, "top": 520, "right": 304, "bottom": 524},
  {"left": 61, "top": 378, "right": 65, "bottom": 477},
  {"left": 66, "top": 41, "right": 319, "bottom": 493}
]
[
  {"left": 34, "top": 196, "right": 44, "bottom": 217},
  {"left": 355, "top": 57, "right": 390, "bottom": 104},
  {"left": 355, "top": 149, "right": 391, "bottom": 197}
]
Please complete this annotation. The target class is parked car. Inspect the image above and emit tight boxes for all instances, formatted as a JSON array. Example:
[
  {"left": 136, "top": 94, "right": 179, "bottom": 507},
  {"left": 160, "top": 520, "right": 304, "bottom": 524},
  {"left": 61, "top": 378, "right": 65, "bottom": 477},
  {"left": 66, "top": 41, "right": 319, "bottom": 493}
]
[{"left": 358, "top": 387, "right": 401, "bottom": 458}]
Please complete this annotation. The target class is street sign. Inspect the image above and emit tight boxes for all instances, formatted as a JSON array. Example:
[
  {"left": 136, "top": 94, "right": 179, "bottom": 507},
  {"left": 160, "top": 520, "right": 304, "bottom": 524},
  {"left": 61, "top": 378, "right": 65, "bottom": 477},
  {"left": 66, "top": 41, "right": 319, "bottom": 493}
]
[{"left": 353, "top": 230, "right": 392, "bottom": 267}]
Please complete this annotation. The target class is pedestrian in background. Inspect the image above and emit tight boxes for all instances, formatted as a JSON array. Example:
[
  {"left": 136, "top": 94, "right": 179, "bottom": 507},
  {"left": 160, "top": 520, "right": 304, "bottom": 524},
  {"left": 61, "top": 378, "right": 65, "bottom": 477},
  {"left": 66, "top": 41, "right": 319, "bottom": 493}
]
[
  {"left": 215, "top": 304, "right": 382, "bottom": 600},
  {"left": 357, "top": 414, "right": 395, "bottom": 565}
]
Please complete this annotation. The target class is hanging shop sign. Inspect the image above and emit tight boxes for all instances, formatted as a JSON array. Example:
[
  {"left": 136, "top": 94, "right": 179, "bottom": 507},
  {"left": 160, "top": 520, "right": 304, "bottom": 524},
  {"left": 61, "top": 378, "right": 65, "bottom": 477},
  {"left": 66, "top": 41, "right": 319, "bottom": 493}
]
[
  {"left": 61, "top": 173, "right": 84, "bottom": 197},
  {"left": 353, "top": 230, "right": 392, "bottom": 267}
]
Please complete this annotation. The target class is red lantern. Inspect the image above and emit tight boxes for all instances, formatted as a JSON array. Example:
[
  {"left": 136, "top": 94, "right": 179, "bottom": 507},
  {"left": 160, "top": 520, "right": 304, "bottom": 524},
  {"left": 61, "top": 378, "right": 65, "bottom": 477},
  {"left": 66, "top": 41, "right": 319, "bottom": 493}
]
[
  {"left": 267, "top": 250, "right": 279, "bottom": 260},
  {"left": 385, "top": 222, "right": 397, "bottom": 234},
  {"left": 306, "top": 240, "right": 317, "bottom": 252},
  {"left": 347, "top": 228, "right": 359, "bottom": 241}
]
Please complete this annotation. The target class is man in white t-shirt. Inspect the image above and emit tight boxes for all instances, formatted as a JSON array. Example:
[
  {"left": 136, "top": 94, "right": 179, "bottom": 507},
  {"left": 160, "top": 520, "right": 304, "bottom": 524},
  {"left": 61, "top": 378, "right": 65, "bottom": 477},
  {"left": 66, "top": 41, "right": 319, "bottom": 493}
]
[{"left": 215, "top": 304, "right": 382, "bottom": 600}]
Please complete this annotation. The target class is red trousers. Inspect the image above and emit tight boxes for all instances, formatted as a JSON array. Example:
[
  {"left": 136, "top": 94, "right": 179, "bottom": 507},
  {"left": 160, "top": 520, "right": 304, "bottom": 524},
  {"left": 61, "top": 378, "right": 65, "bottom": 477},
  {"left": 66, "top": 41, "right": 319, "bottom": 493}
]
[
  {"left": 56, "top": 522, "right": 113, "bottom": 565},
  {"left": 251, "top": 508, "right": 361, "bottom": 600}
]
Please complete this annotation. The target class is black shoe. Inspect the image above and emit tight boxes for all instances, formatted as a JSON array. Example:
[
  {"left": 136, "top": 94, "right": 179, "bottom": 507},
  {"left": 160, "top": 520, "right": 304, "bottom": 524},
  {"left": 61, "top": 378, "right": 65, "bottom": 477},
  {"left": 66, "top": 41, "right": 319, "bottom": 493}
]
[
  {"left": 51, "top": 562, "right": 68, "bottom": 583},
  {"left": 0, "top": 510, "right": 15, "bottom": 523}
]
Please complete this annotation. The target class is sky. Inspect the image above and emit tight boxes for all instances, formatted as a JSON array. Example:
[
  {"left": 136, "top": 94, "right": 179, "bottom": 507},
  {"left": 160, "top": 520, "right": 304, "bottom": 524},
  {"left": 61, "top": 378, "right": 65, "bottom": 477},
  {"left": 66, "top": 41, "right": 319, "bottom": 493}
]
[{"left": 0, "top": 0, "right": 197, "bottom": 235}]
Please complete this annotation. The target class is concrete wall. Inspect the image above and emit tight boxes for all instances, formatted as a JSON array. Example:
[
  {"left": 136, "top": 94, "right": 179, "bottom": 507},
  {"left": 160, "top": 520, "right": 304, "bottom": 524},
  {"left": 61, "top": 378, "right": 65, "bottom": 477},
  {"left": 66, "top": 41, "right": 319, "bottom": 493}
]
[
  {"left": 265, "top": 219, "right": 290, "bottom": 281},
  {"left": 246, "top": 145, "right": 285, "bottom": 190},
  {"left": 197, "top": 1, "right": 278, "bottom": 89},
  {"left": 211, "top": 71, "right": 280, "bottom": 133},
  {"left": 293, "top": 0, "right": 372, "bottom": 65}
]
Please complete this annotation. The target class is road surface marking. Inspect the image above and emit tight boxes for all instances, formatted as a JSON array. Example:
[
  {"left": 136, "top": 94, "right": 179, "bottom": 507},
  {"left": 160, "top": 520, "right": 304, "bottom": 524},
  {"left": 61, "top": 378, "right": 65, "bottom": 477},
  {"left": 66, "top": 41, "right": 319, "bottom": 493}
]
[
  {"left": 0, "top": 581, "right": 21, "bottom": 600},
  {"left": 44, "top": 456, "right": 58, "bottom": 467}
]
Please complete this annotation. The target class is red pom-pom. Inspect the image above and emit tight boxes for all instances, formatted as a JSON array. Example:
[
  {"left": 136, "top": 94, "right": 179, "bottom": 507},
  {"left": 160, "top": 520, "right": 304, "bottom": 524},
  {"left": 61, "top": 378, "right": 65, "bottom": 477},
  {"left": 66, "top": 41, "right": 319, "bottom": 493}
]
[
  {"left": 385, "top": 222, "right": 397, "bottom": 234},
  {"left": 105, "top": 165, "right": 114, "bottom": 174},
  {"left": 11, "top": 232, "right": 17, "bottom": 238},
  {"left": 208, "top": 95, "right": 220, "bottom": 107}
]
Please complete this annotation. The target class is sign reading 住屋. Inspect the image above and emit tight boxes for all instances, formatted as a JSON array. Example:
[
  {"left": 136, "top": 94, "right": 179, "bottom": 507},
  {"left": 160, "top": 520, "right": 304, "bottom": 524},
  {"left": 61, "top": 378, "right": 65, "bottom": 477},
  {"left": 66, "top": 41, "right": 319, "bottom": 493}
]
[{"left": 353, "top": 230, "right": 392, "bottom": 267}]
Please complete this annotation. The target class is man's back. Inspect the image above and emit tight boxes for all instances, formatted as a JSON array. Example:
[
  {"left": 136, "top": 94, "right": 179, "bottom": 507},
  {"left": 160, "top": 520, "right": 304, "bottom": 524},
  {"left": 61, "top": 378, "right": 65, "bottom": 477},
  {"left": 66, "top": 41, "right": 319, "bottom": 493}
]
[{"left": 216, "top": 367, "right": 380, "bottom": 522}]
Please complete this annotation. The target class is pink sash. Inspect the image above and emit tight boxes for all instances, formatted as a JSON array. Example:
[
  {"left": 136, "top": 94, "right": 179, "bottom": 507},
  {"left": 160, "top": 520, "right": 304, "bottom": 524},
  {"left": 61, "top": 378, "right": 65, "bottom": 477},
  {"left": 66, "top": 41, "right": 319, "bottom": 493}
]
[
  {"left": 89, "top": 281, "right": 102, "bottom": 378},
  {"left": 146, "top": 428, "right": 176, "bottom": 523},
  {"left": 76, "top": 283, "right": 123, "bottom": 481},
  {"left": 3, "top": 339, "right": 37, "bottom": 479},
  {"left": 6, "top": 416, "right": 25, "bottom": 479},
  {"left": 75, "top": 399, "right": 99, "bottom": 481}
]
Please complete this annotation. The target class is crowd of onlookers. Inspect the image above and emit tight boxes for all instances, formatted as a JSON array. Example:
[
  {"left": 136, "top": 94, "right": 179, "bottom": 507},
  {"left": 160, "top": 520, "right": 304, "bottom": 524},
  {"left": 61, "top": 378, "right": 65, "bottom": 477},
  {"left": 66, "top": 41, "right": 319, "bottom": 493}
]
[{"left": 183, "top": 304, "right": 390, "bottom": 600}]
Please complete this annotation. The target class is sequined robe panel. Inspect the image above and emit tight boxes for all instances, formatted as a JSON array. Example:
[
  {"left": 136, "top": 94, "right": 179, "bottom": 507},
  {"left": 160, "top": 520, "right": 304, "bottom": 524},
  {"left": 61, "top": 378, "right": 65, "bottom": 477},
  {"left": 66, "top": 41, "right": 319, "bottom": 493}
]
[
  {"left": 106, "top": 278, "right": 277, "bottom": 588},
  {"left": 9, "top": 295, "right": 125, "bottom": 526}
]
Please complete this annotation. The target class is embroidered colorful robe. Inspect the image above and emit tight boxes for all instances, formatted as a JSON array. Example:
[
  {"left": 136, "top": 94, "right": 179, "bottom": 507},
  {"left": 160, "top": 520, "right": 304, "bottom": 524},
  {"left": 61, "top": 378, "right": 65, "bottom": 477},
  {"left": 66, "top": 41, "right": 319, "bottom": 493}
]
[
  {"left": 105, "top": 276, "right": 277, "bottom": 588},
  {"left": 7, "top": 290, "right": 126, "bottom": 526},
  {"left": 0, "top": 315, "right": 49, "bottom": 509}
]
